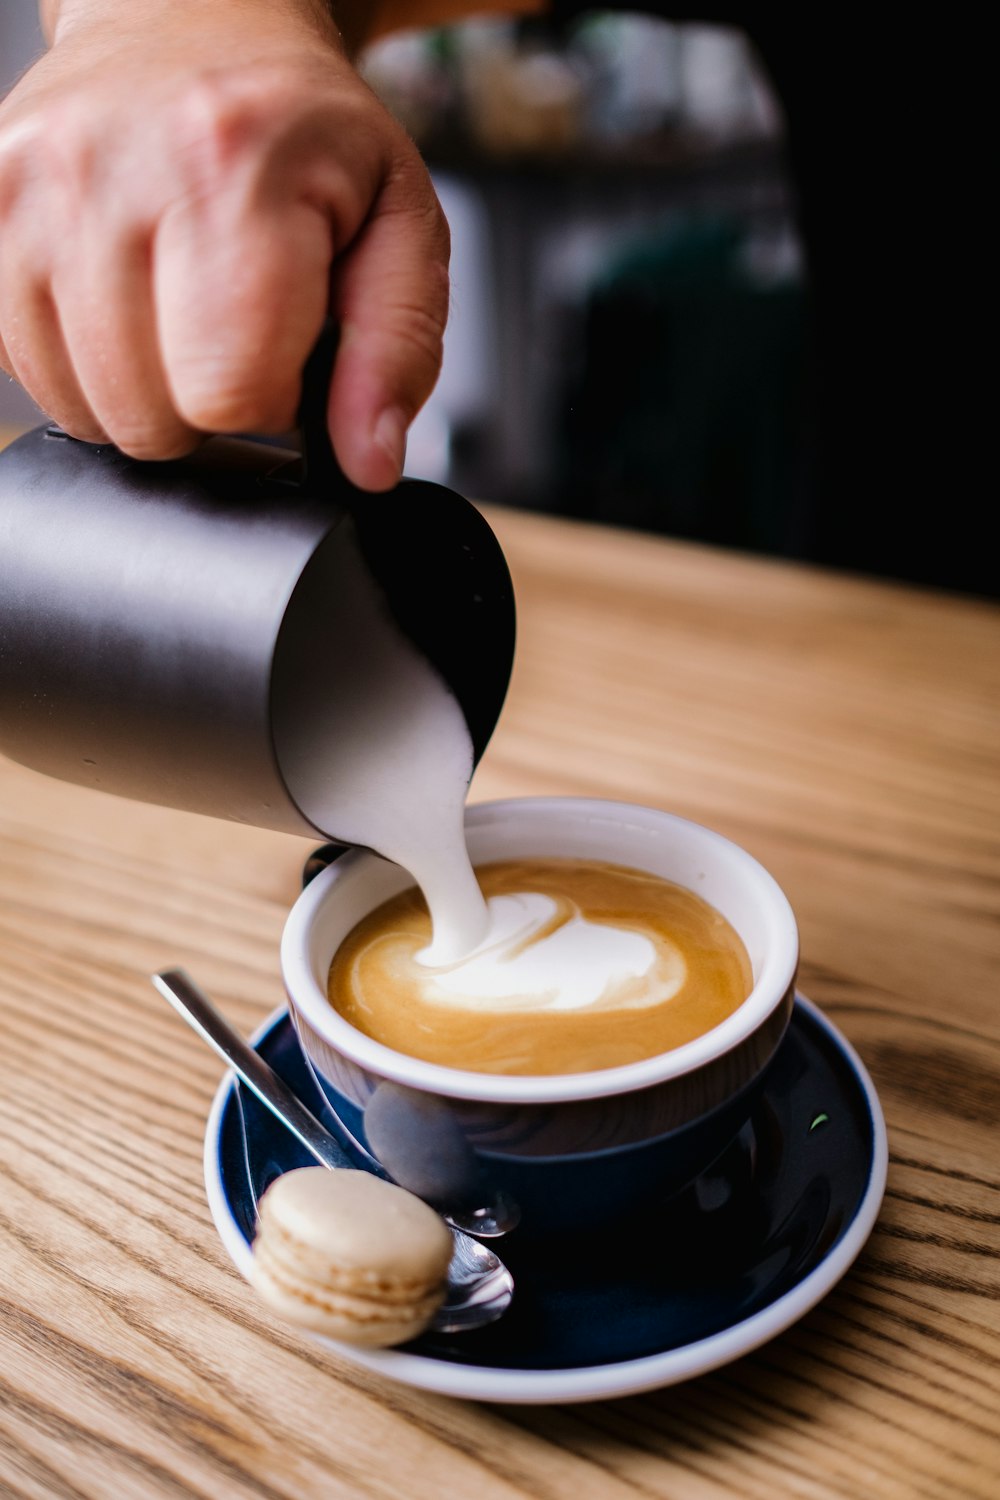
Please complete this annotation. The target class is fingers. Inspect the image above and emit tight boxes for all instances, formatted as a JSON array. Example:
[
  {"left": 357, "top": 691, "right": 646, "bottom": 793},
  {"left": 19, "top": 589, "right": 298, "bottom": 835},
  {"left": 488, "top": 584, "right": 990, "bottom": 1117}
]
[
  {"left": 6, "top": 199, "right": 335, "bottom": 458},
  {"left": 0, "top": 180, "right": 449, "bottom": 486},
  {"left": 0, "top": 126, "right": 109, "bottom": 441},
  {"left": 155, "top": 193, "right": 334, "bottom": 439},
  {"left": 54, "top": 226, "right": 198, "bottom": 459},
  {"left": 0, "top": 265, "right": 108, "bottom": 443},
  {"left": 0, "top": 187, "right": 196, "bottom": 455},
  {"left": 327, "top": 170, "right": 451, "bottom": 491}
]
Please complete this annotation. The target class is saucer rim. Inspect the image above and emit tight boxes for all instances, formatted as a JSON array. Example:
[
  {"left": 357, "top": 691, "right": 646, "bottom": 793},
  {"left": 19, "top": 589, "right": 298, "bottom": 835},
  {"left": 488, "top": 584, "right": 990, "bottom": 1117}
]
[{"left": 203, "top": 991, "right": 888, "bottom": 1405}]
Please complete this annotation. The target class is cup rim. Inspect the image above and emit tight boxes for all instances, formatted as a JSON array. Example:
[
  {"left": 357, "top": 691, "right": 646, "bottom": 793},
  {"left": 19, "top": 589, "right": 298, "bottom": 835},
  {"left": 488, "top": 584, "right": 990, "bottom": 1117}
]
[{"left": 280, "top": 795, "right": 799, "bottom": 1104}]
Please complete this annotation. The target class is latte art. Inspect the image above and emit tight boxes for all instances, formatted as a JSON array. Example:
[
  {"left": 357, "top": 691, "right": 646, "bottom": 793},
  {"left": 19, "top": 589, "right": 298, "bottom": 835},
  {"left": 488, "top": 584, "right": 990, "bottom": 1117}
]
[
  {"left": 415, "top": 891, "right": 685, "bottom": 1013},
  {"left": 327, "top": 857, "right": 752, "bottom": 1075}
]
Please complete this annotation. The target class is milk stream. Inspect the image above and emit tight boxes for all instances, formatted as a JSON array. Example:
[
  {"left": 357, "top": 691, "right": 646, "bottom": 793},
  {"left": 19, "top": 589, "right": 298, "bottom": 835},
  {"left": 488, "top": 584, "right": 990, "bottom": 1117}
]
[
  {"left": 287, "top": 531, "right": 658, "bottom": 997},
  {"left": 276, "top": 526, "right": 490, "bottom": 963}
]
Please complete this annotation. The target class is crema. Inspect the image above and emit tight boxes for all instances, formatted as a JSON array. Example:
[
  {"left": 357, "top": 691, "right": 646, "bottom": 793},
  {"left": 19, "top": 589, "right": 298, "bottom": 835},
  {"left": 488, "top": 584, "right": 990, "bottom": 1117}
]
[{"left": 327, "top": 857, "right": 752, "bottom": 1075}]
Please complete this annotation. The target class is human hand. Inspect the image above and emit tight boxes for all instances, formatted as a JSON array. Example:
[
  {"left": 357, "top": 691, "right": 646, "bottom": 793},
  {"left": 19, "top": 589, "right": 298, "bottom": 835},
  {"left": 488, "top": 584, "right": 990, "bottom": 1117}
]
[{"left": 0, "top": 0, "right": 450, "bottom": 490}]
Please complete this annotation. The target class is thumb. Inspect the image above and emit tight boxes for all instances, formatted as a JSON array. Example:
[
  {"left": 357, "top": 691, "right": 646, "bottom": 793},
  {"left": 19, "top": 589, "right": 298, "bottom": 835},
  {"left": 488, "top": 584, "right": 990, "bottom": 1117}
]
[{"left": 327, "top": 175, "right": 451, "bottom": 491}]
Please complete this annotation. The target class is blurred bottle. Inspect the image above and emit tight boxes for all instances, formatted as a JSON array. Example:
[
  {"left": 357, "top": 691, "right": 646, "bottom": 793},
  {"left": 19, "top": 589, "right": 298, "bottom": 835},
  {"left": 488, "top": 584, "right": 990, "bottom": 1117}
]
[
  {"left": 456, "top": 20, "right": 587, "bottom": 158},
  {"left": 572, "top": 16, "right": 683, "bottom": 145},
  {"left": 677, "top": 24, "right": 783, "bottom": 142}
]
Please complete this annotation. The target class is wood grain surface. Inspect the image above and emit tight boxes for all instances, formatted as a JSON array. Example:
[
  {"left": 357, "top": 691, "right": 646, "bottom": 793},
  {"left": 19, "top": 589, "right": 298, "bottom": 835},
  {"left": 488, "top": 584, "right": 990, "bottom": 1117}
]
[{"left": 1, "top": 425, "right": 998, "bottom": 1498}]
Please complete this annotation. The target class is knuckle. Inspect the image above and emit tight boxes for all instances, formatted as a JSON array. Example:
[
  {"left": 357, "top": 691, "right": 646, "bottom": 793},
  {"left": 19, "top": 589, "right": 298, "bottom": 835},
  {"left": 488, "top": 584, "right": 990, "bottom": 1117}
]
[
  {"left": 388, "top": 288, "right": 450, "bottom": 379},
  {"left": 174, "top": 374, "right": 283, "bottom": 435},
  {"left": 424, "top": 254, "right": 452, "bottom": 315},
  {"left": 0, "top": 115, "right": 46, "bottom": 216},
  {"left": 171, "top": 67, "right": 300, "bottom": 184},
  {"left": 388, "top": 162, "right": 452, "bottom": 253},
  {"left": 423, "top": 200, "right": 452, "bottom": 260},
  {"left": 0, "top": 138, "right": 25, "bottom": 217},
  {"left": 386, "top": 310, "right": 449, "bottom": 396},
  {"left": 109, "top": 422, "right": 197, "bottom": 462},
  {"left": 172, "top": 75, "right": 265, "bottom": 179},
  {"left": 44, "top": 101, "right": 98, "bottom": 187}
]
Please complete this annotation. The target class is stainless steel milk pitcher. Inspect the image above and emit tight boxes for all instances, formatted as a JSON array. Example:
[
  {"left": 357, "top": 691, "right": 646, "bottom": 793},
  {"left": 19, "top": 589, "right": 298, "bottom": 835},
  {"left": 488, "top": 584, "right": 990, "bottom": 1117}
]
[{"left": 0, "top": 331, "right": 515, "bottom": 840}]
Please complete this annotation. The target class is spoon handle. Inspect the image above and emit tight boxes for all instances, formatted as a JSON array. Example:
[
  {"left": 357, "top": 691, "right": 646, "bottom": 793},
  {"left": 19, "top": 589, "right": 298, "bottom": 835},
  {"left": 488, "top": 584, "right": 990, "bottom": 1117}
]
[{"left": 152, "top": 968, "right": 345, "bottom": 1172}]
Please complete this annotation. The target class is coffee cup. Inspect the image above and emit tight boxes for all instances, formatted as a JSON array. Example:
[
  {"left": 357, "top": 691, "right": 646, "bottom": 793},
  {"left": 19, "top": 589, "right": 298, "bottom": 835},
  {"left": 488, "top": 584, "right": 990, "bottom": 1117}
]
[{"left": 280, "top": 796, "right": 798, "bottom": 1236}]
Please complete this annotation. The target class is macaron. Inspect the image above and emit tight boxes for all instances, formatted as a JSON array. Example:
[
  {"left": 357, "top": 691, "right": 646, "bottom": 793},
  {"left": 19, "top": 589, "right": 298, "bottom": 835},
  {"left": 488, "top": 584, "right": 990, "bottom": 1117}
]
[{"left": 249, "top": 1167, "right": 454, "bottom": 1347}]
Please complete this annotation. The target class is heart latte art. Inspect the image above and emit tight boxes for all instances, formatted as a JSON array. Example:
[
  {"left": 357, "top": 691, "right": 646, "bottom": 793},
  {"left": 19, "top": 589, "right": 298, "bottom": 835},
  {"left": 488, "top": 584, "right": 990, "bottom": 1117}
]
[{"left": 327, "top": 858, "right": 752, "bottom": 1075}]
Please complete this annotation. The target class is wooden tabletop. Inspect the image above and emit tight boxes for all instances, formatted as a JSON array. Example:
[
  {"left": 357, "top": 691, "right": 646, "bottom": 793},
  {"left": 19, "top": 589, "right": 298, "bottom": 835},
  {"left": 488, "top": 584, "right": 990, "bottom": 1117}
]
[{"left": 1, "top": 424, "right": 997, "bottom": 1498}]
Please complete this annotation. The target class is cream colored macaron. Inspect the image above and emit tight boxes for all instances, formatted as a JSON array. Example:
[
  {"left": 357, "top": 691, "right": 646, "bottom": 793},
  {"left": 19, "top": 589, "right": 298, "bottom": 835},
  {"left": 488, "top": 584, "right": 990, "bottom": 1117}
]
[{"left": 250, "top": 1168, "right": 454, "bottom": 1347}]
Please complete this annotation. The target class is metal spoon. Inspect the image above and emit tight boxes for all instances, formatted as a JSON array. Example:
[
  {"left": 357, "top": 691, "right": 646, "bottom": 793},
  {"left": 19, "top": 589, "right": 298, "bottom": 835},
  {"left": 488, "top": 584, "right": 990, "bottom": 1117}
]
[{"left": 152, "top": 968, "right": 514, "bottom": 1335}]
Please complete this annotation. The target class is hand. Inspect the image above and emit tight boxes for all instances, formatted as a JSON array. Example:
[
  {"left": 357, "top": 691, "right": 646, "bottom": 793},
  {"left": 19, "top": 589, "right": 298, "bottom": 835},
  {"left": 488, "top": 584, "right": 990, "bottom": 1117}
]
[{"left": 0, "top": 0, "right": 450, "bottom": 489}]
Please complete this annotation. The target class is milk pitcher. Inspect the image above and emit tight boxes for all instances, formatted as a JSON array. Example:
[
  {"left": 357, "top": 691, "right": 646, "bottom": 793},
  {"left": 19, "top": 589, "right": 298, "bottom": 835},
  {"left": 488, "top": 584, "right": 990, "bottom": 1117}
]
[{"left": 0, "top": 333, "right": 515, "bottom": 843}]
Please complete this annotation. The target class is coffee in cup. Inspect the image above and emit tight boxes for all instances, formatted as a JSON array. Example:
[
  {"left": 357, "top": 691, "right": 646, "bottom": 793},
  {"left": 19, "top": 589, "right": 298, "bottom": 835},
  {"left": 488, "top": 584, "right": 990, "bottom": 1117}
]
[{"left": 326, "top": 856, "right": 752, "bottom": 1075}]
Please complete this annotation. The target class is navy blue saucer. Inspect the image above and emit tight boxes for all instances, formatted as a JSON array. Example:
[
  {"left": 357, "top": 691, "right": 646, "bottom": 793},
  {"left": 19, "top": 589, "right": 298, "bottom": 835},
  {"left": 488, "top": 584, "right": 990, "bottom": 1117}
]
[{"left": 208, "top": 996, "right": 886, "bottom": 1398}]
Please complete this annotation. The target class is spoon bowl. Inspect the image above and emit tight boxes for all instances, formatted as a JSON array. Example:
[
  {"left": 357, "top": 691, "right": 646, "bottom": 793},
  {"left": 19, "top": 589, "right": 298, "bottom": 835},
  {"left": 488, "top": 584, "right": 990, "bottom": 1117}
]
[{"left": 152, "top": 968, "right": 514, "bottom": 1335}]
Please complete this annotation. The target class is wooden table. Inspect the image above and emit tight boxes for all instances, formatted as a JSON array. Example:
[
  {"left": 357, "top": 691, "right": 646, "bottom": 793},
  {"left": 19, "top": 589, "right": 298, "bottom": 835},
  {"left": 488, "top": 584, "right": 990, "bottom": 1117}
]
[{"left": 1, "top": 424, "right": 997, "bottom": 1498}]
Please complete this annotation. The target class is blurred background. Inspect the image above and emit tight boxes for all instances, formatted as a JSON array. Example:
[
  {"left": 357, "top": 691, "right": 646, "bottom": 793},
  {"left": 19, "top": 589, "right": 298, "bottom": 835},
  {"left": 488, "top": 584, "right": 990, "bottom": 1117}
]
[
  {"left": 362, "top": 17, "right": 801, "bottom": 562},
  {"left": 0, "top": 1, "right": 46, "bottom": 430},
  {"left": 1, "top": 7, "right": 985, "bottom": 597}
]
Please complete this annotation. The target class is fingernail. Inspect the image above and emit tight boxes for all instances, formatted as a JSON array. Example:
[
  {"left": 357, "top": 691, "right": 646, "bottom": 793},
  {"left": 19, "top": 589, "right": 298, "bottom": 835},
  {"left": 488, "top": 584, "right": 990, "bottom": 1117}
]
[{"left": 373, "top": 406, "right": 407, "bottom": 478}]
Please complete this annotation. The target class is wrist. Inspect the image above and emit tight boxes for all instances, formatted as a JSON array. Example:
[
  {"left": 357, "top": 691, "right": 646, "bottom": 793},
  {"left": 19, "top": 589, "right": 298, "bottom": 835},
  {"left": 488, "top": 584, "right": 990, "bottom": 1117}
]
[{"left": 44, "top": 0, "right": 350, "bottom": 52}]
